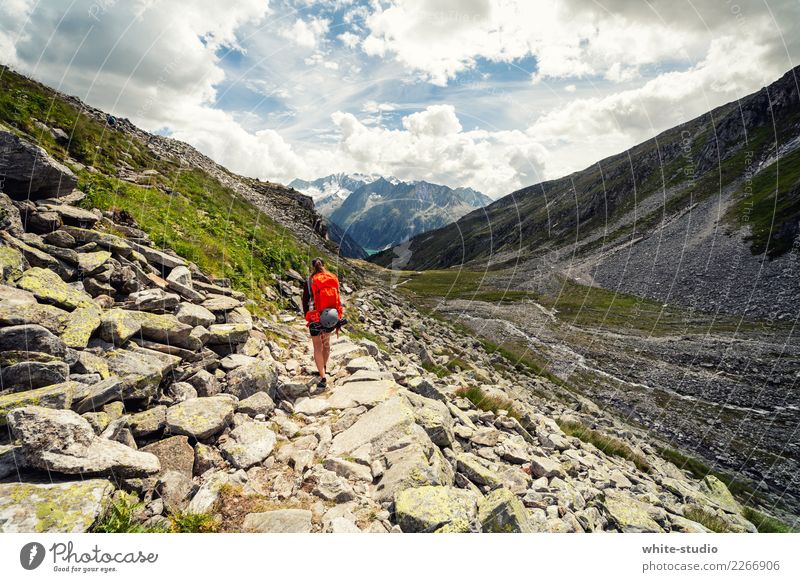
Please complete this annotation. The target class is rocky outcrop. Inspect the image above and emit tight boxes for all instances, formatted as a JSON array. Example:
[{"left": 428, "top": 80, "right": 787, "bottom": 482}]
[{"left": 0, "top": 130, "right": 78, "bottom": 199}]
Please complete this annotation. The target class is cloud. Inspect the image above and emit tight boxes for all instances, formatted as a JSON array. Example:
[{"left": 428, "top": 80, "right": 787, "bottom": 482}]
[
  {"left": 325, "top": 105, "right": 547, "bottom": 197},
  {"left": 282, "top": 17, "right": 330, "bottom": 49}
]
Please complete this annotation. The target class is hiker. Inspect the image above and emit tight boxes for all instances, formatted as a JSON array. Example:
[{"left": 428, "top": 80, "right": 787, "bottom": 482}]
[{"left": 302, "top": 257, "right": 344, "bottom": 391}]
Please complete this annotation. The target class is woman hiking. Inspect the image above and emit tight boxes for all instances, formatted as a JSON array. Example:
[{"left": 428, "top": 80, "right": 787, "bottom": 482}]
[{"left": 302, "top": 257, "right": 343, "bottom": 391}]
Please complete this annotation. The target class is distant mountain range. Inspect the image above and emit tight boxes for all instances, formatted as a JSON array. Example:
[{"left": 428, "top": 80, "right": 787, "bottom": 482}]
[{"left": 290, "top": 174, "right": 491, "bottom": 253}]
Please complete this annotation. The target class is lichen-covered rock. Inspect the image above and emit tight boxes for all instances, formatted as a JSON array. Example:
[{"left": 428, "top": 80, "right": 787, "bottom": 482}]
[
  {"left": 225, "top": 361, "right": 278, "bottom": 400},
  {"left": 128, "top": 311, "right": 194, "bottom": 348},
  {"left": 129, "top": 288, "right": 180, "bottom": 312},
  {"left": 175, "top": 302, "right": 215, "bottom": 327},
  {"left": 207, "top": 322, "right": 250, "bottom": 344},
  {"left": 375, "top": 443, "right": 452, "bottom": 502},
  {"left": 0, "top": 323, "right": 68, "bottom": 356},
  {"left": 0, "top": 243, "right": 27, "bottom": 280},
  {"left": 76, "top": 250, "right": 111, "bottom": 275},
  {"left": 478, "top": 488, "right": 533, "bottom": 533},
  {"left": 8, "top": 406, "right": 160, "bottom": 477},
  {"left": 0, "top": 192, "right": 24, "bottom": 235},
  {"left": 699, "top": 475, "right": 741, "bottom": 514},
  {"left": 456, "top": 452, "right": 502, "bottom": 487},
  {"left": 98, "top": 309, "right": 141, "bottom": 345},
  {"left": 237, "top": 391, "right": 275, "bottom": 416},
  {"left": 603, "top": 490, "right": 664, "bottom": 532},
  {"left": 60, "top": 304, "right": 102, "bottom": 348},
  {"left": 166, "top": 396, "right": 236, "bottom": 440},
  {"left": 0, "top": 479, "right": 114, "bottom": 532},
  {"left": 16, "top": 267, "right": 93, "bottom": 310},
  {"left": 186, "top": 369, "right": 220, "bottom": 397},
  {"left": 329, "top": 395, "right": 418, "bottom": 457},
  {"left": 1, "top": 360, "right": 69, "bottom": 390},
  {"left": 0, "top": 381, "right": 79, "bottom": 425},
  {"left": 219, "top": 422, "right": 276, "bottom": 469},
  {"left": 394, "top": 486, "right": 478, "bottom": 533},
  {"left": 127, "top": 405, "right": 167, "bottom": 438}
]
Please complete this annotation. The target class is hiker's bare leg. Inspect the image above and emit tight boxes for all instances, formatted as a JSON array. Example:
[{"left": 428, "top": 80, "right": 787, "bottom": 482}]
[
  {"left": 312, "top": 334, "right": 325, "bottom": 378},
  {"left": 321, "top": 332, "right": 331, "bottom": 374}
]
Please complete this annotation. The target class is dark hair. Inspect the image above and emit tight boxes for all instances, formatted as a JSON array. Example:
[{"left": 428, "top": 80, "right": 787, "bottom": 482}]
[{"left": 311, "top": 257, "right": 325, "bottom": 274}]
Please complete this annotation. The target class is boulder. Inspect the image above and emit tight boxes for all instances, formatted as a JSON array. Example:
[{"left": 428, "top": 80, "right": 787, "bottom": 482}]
[
  {"left": 166, "top": 265, "right": 193, "bottom": 287},
  {"left": 329, "top": 396, "right": 418, "bottom": 457},
  {"left": 16, "top": 267, "right": 93, "bottom": 310},
  {"left": 44, "top": 204, "right": 99, "bottom": 227},
  {"left": 127, "top": 405, "right": 167, "bottom": 438},
  {"left": 394, "top": 486, "right": 478, "bottom": 533},
  {"left": 202, "top": 294, "right": 241, "bottom": 312},
  {"left": 155, "top": 470, "right": 195, "bottom": 512},
  {"left": 243, "top": 509, "right": 312, "bottom": 533},
  {"left": 219, "top": 422, "right": 276, "bottom": 469},
  {"left": 98, "top": 309, "right": 141, "bottom": 345},
  {"left": 166, "top": 396, "right": 236, "bottom": 440},
  {"left": 478, "top": 488, "right": 533, "bottom": 532},
  {"left": 72, "top": 376, "right": 127, "bottom": 413},
  {"left": 456, "top": 453, "right": 503, "bottom": 488},
  {"left": 530, "top": 454, "right": 565, "bottom": 479},
  {"left": 310, "top": 466, "right": 356, "bottom": 502},
  {"left": 76, "top": 250, "right": 111, "bottom": 275},
  {"left": 167, "top": 381, "right": 197, "bottom": 402},
  {"left": 0, "top": 244, "right": 27, "bottom": 280},
  {"left": 0, "top": 479, "right": 114, "bottom": 532},
  {"left": 1, "top": 360, "right": 69, "bottom": 390},
  {"left": 603, "top": 490, "right": 664, "bottom": 532},
  {"left": 207, "top": 323, "right": 250, "bottom": 344},
  {"left": 104, "top": 347, "right": 180, "bottom": 401},
  {"left": 0, "top": 323, "right": 67, "bottom": 356},
  {"left": 193, "top": 443, "right": 225, "bottom": 475},
  {"left": 699, "top": 475, "right": 741, "bottom": 514},
  {"left": 129, "top": 288, "right": 180, "bottom": 312},
  {"left": 187, "top": 369, "right": 220, "bottom": 397},
  {"left": 375, "top": 443, "right": 452, "bottom": 502},
  {"left": 175, "top": 302, "right": 215, "bottom": 327},
  {"left": 0, "top": 130, "right": 78, "bottom": 198},
  {"left": 237, "top": 392, "right": 275, "bottom": 416},
  {"left": 60, "top": 304, "right": 102, "bottom": 348},
  {"left": 128, "top": 311, "right": 194, "bottom": 348},
  {"left": 0, "top": 192, "right": 24, "bottom": 235},
  {"left": 141, "top": 435, "right": 195, "bottom": 478},
  {"left": 126, "top": 240, "right": 185, "bottom": 269},
  {"left": 187, "top": 469, "right": 246, "bottom": 513},
  {"left": 0, "top": 444, "right": 23, "bottom": 479},
  {"left": 225, "top": 361, "right": 278, "bottom": 400},
  {"left": 8, "top": 406, "right": 160, "bottom": 477},
  {"left": 404, "top": 391, "right": 454, "bottom": 448},
  {"left": 0, "top": 381, "right": 79, "bottom": 425}
]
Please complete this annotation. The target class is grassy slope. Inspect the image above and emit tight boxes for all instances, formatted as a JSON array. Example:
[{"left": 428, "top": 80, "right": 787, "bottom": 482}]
[{"left": 0, "top": 66, "right": 316, "bottom": 302}]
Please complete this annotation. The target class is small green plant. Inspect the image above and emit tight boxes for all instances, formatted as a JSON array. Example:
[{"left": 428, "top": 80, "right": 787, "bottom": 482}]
[
  {"left": 92, "top": 495, "right": 168, "bottom": 533},
  {"left": 455, "top": 385, "right": 521, "bottom": 421},
  {"left": 558, "top": 419, "right": 651, "bottom": 473},
  {"left": 168, "top": 511, "right": 220, "bottom": 533},
  {"left": 683, "top": 507, "right": 731, "bottom": 533},
  {"left": 742, "top": 507, "right": 796, "bottom": 533}
]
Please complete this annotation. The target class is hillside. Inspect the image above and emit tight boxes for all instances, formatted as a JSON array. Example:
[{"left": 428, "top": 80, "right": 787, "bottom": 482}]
[
  {"left": 371, "top": 66, "right": 800, "bottom": 319},
  {"left": 2, "top": 66, "right": 794, "bottom": 534}
]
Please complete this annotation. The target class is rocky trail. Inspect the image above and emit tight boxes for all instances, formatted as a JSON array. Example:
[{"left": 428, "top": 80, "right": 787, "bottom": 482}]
[{"left": 0, "top": 127, "right": 786, "bottom": 534}]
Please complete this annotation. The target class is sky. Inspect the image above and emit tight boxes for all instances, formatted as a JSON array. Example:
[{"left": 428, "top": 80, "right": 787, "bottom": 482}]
[{"left": 1, "top": 0, "right": 798, "bottom": 198}]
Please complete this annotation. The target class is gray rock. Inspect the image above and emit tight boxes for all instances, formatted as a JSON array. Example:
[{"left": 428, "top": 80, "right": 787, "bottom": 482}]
[
  {"left": 8, "top": 406, "right": 160, "bottom": 477},
  {"left": 0, "top": 381, "right": 80, "bottom": 425},
  {"left": 193, "top": 442, "right": 225, "bottom": 476},
  {"left": 394, "top": 486, "right": 478, "bottom": 533},
  {"left": 225, "top": 361, "right": 278, "bottom": 400},
  {"left": 1, "top": 360, "right": 69, "bottom": 390},
  {"left": 0, "top": 130, "right": 78, "bottom": 198},
  {"left": 237, "top": 392, "right": 275, "bottom": 416},
  {"left": 0, "top": 479, "right": 114, "bottom": 532},
  {"left": 98, "top": 309, "right": 141, "bottom": 345},
  {"left": 0, "top": 323, "right": 67, "bottom": 356},
  {"left": 129, "top": 288, "right": 180, "bottom": 312},
  {"left": 0, "top": 444, "right": 23, "bottom": 479},
  {"left": 187, "top": 369, "right": 220, "bottom": 397},
  {"left": 478, "top": 488, "right": 533, "bottom": 532},
  {"left": 220, "top": 422, "right": 276, "bottom": 469},
  {"left": 310, "top": 466, "right": 356, "bottom": 502},
  {"left": 141, "top": 435, "right": 195, "bottom": 477},
  {"left": 127, "top": 405, "right": 167, "bottom": 438},
  {"left": 530, "top": 455, "right": 565, "bottom": 479},
  {"left": 165, "top": 396, "right": 236, "bottom": 440},
  {"left": 155, "top": 470, "right": 195, "bottom": 512},
  {"left": 0, "top": 192, "right": 24, "bottom": 235},
  {"left": 167, "top": 381, "right": 197, "bottom": 402},
  {"left": 175, "top": 302, "right": 216, "bottom": 327},
  {"left": 243, "top": 509, "right": 312, "bottom": 533}
]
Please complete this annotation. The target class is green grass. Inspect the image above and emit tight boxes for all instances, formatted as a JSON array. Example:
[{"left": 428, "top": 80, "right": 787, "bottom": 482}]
[
  {"left": 92, "top": 495, "right": 168, "bottom": 533},
  {"left": 455, "top": 385, "right": 521, "bottom": 421},
  {"left": 168, "top": 511, "right": 220, "bottom": 533},
  {"left": 92, "top": 495, "right": 219, "bottom": 533},
  {"left": 684, "top": 507, "right": 731, "bottom": 533},
  {"left": 558, "top": 419, "right": 651, "bottom": 473},
  {"left": 728, "top": 146, "right": 800, "bottom": 258},
  {"left": 742, "top": 507, "right": 796, "bottom": 533}
]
